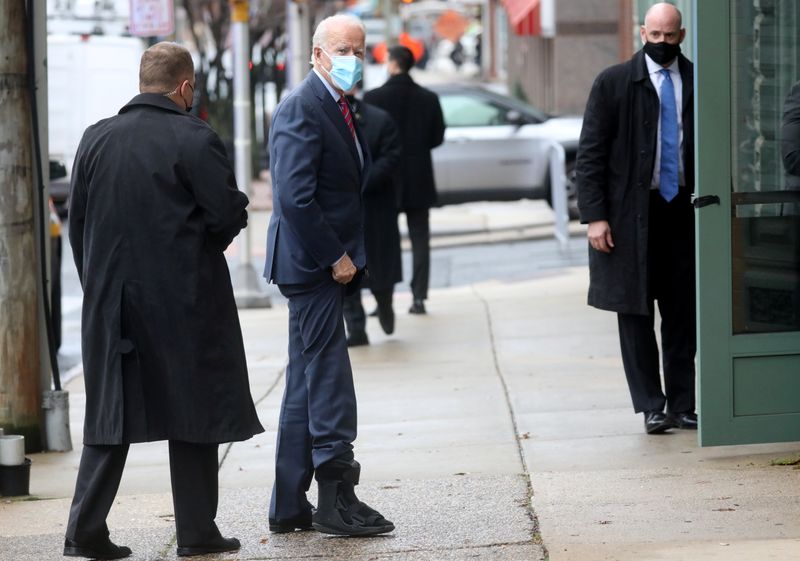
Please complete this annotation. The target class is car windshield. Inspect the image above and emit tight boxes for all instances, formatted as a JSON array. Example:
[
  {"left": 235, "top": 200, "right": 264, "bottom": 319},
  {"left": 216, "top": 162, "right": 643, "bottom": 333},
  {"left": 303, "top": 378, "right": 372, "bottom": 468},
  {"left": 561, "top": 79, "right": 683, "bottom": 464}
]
[{"left": 435, "top": 87, "right": 549, "bottom": 128}]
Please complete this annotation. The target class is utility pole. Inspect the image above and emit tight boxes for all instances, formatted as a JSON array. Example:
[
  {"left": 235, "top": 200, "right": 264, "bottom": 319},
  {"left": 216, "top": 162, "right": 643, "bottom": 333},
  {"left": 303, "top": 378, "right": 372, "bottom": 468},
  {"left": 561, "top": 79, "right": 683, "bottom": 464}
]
[
  {"left": 230, "top": 0, "right": 270, "bottom": 308},
  {"left": 0, "top": 1, "right": 44, "bottom": 452}
]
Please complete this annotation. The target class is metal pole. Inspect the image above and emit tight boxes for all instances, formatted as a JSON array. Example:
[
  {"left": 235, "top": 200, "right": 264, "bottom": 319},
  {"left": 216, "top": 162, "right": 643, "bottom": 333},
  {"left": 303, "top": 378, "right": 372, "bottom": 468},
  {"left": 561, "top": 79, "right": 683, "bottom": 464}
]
[
  {"left": 547, "top": 140, "right": 570, "bottom": 255},
  {"left": 0, "top": 0, "right": 44, "bottom": 452},
  {"left": 287, "top": 0, "right": 305, "bottom": 90},
  {"left": 230, "top": 0, "right": 270, "bottom": 308}
]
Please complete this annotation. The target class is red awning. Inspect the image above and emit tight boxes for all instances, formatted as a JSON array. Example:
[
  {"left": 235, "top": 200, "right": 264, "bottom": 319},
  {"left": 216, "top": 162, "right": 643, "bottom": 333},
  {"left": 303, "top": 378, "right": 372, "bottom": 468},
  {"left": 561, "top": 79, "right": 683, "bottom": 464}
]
[{"left": 501, "top": 0, "right": 541, "bottom": 36}]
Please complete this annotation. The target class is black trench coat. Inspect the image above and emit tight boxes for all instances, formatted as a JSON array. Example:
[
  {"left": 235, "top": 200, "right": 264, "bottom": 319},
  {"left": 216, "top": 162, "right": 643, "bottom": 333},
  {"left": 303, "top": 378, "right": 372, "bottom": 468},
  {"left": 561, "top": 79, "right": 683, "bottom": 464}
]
[
  {"left": 69, "top": 94, "right": 264, "bottom": 445},
  {"left": 350, "top": 99, "right": 403, "bottom": 290},
  {"left": 576, "top": 50, "right": 695, "bottom": 315},
  {"left": 363, "top": 73, "right": 446, "bottom": 210}
]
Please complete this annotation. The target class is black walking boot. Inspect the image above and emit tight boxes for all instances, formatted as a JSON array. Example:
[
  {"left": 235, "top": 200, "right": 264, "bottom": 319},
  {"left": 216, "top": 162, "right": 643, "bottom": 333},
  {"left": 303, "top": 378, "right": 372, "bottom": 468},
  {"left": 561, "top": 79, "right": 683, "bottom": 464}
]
[{"left": 312, "top": 458, "right": 394, "bottom": 536}]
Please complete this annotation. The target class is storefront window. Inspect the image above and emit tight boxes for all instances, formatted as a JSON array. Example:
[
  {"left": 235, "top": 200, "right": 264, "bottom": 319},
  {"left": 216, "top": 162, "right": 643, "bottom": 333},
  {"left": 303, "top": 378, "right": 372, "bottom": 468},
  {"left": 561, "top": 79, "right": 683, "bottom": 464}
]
[{"left": 730, "top": 0, "right": 800, "bottom": 333}]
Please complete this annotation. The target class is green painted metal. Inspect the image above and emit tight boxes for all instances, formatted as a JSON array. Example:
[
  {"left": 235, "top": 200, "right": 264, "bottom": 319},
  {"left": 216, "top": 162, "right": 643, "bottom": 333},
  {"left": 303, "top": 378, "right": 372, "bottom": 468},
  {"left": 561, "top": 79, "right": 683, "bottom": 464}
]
[{"left": 695, "top": 0, "right": 800, "bottom": 446}]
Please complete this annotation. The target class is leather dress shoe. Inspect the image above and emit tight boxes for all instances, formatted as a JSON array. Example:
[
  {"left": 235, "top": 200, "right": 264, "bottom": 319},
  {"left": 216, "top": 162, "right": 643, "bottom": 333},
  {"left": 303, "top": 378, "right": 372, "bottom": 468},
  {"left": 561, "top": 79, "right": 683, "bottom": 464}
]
[
  {"left": 377, "top": 304, "right": 395, "bottom": 335},
  {"left": 672, "top": 411, "right": 698, "bottom": 429},
  {"left": 346, "top": 330, "right": 369, "bottom": 347},
  {"left": 63, "top": 537, "right": 132, "bottom": 559},
  {"left": 408, "top": 299, "right": 426, "bottom": 315},
  {"left": 643, "top": 411, "right": 676, "bottom": 434},
  {"left": 176, "top": 536, "right": 240, "bottom": 557},
  {"left": 269, "top": 513, "right": 313, "bottom": 533}
]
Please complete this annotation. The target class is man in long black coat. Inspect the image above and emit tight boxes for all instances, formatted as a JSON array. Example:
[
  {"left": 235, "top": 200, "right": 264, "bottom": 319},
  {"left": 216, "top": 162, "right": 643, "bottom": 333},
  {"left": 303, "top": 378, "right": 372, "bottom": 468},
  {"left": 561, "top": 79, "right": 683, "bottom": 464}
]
[
  {"left": 576, "top": 3, "right": 697, "bottom": 435},
  {"left": 364, "top": 46, "right": 445, "bottom": 315},
  {"left": 342, "top": 95, "right": 403, "bottom": 346},
  {"left": 65, "top": 42, "right": 263, "bottom": 560}
]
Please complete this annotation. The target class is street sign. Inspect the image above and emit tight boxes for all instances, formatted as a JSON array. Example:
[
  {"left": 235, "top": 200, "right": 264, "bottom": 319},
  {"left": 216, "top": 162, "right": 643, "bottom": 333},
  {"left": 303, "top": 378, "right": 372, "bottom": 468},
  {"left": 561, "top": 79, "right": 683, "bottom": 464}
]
[{"left": 129, "top": 0, "right": 174, "bottom": 38}]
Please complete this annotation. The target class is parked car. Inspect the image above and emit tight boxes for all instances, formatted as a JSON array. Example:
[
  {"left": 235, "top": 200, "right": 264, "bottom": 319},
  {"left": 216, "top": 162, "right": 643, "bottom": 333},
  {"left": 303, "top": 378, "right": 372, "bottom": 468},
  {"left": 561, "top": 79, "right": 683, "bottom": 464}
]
[
  {"left": 429, "top": 84, "right": 582, "bottom": 217},
  {"left": 49, "top": 159, "right": 69, "bottom": 219},
  {"left": 49, "top": 160, "right": 67, "bottom": 351}
]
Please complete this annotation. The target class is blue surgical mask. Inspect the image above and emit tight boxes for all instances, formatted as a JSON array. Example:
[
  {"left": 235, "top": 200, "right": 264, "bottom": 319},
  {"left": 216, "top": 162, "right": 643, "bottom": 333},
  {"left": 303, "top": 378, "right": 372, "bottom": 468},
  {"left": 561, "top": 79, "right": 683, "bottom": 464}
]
[{"left": 321, "top": 49, "right": 363, "bottom": 92}]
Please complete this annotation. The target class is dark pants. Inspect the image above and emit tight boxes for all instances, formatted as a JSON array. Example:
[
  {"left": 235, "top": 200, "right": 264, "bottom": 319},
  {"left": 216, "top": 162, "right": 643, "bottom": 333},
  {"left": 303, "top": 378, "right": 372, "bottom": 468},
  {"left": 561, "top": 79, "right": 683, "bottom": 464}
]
[
  {"left": 617, "top": 190, "right": 696, "bottom": 414},
  {"left": 271, "top": 279, "right": 357, "bottom": 521},
  {"left": 343, "top": 287, "right": 394, "bottom": 336},
  {"left": 405, "top": 208, "right": 430, "bottom": 301},
  {"left": 66, "top": 441, "right": 221, "bottom": 547}
]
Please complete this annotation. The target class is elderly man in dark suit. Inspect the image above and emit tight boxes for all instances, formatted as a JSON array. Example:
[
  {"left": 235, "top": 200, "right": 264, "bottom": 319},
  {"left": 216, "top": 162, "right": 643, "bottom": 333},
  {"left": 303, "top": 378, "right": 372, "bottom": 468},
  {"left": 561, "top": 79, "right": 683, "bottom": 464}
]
[
  {"left": 65, "top": 42, "right": 264, "bottom": 560},
  {"left": 264, "top": 14, "right": 394, "bottom": 537},
  {"left": 577, "top": 3, "right": 697, "bottom": 435},
  {"left": 364, "top": 46, "right": 445, "bottom": 315}
]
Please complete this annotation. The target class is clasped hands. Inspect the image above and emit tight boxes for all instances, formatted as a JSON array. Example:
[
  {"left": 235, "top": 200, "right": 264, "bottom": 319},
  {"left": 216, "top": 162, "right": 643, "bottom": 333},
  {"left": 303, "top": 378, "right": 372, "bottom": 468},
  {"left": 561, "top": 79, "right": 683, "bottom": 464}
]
[{"left": 332, "top": 253, "right": 357, "bottom": 284}]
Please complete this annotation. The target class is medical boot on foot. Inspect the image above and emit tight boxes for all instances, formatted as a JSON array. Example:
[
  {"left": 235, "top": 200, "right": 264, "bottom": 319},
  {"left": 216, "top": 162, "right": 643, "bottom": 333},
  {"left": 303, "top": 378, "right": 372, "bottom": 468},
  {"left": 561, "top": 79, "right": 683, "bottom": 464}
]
[{"left": 312, "top": 458, "right": 394, "bottom": 536}]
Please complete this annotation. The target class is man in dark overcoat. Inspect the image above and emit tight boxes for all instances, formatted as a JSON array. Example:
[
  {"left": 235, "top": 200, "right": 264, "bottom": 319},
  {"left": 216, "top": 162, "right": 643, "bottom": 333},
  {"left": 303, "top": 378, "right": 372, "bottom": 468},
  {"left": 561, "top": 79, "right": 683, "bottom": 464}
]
[
  {"left": 264, "top": 15, "right": 394, "bottom": 537},
  {"left": 364, "top": 46, "right": 445, "bottom": 315},
  {"left": 576, "top": 3, "right": 697, "bottom": 435},
  {"left": 342, "top": 94, "right": 403, "bottom": 346},
  {"left": 65, "top": 42, "right": 263, "bottom": 560}
]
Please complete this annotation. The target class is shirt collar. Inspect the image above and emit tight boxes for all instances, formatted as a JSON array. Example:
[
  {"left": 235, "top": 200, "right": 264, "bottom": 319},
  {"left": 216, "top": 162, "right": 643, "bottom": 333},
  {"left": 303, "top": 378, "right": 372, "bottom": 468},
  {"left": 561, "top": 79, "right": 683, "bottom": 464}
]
[
  {"left": 313, "top": 68, "right": 342, "bottom": 102},
  {"left": 645, "top": 53, "right": 680, "bottom": 76}
]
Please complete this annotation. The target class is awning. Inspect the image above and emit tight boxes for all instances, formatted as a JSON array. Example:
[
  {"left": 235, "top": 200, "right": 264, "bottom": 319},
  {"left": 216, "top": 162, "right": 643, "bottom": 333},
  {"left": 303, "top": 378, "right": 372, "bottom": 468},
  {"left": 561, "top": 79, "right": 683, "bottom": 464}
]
[{"left": 501, "top": 0, "right": 541, "bottom": 36}]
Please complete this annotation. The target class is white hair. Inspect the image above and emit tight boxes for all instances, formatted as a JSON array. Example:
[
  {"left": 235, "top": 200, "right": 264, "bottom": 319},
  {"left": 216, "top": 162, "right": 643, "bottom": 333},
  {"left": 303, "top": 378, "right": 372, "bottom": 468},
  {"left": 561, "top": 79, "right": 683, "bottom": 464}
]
[{"left": 312, "top": 14, "right": 365, "bottom": 49}]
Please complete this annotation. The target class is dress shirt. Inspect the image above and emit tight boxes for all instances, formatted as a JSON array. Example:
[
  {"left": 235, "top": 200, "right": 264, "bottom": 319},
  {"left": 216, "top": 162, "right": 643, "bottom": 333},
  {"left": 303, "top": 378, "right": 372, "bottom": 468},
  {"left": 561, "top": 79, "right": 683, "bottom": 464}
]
[{"left": 645, "top": 54, "right": 685, "bottom": 189}]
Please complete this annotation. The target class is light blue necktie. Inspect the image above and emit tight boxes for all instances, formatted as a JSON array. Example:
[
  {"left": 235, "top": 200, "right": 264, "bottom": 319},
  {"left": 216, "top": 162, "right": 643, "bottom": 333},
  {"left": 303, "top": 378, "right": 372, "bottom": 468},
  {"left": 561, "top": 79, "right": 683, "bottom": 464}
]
[{"left": 658, "top": 68, "right": 679, "bottom": 202}]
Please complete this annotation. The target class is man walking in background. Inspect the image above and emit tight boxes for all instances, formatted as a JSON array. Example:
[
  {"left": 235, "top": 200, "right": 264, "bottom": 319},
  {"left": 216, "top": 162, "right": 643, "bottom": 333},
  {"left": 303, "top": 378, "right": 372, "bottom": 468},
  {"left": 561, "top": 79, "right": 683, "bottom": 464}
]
[
  {"left": 264, "top": 14, "right": 394, "bottom": 536},
  {"left": 365, "top": 46, "right": 446, "bottom": 315},
  {"left": 65, "top": 42, "right": 263, "bottom": 559},
  {"left": 576, "top": 3, "right": 697, "bottom": 435}
]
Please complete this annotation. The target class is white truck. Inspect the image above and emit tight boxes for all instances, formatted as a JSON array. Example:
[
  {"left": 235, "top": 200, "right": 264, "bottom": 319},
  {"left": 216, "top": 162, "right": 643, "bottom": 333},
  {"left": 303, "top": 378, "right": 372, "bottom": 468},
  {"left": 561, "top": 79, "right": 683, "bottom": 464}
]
[{"left": 47, "top": 34, "right": 145, "bottom": 172}]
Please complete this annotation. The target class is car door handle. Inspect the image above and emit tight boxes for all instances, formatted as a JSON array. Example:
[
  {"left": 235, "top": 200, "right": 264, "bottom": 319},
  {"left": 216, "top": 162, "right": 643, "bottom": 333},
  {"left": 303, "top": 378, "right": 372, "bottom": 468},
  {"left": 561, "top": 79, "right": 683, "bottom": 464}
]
[{"left": 692, "top": 195, "right": 720, "bottom": 209}]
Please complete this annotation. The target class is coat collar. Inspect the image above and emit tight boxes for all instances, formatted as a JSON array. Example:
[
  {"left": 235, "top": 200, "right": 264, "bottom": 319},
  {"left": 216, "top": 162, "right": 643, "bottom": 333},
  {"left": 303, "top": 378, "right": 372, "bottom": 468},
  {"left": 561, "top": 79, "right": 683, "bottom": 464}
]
[
  {"left": 631, "top": 48, "right": 693, "bottom": 112},
  {"left": 385, "top": 72, "right": 416, "bottom": 87},
  {"left": 119, "top": 93, "right": 188, "bottom": 115}
]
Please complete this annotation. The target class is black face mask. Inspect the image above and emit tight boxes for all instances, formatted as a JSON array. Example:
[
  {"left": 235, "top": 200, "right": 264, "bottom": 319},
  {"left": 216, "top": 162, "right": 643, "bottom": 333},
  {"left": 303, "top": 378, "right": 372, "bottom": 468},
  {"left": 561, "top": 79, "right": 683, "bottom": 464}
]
[{"left": 643, "top": 41, "right": 681, "bottom": 65}]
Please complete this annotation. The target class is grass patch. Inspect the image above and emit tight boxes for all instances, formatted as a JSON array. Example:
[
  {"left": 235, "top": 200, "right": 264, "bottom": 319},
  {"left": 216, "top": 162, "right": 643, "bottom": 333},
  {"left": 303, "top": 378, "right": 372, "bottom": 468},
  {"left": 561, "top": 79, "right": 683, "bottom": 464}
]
[{"left": 770, "top": 455, "right": 800, "bottom": 466}]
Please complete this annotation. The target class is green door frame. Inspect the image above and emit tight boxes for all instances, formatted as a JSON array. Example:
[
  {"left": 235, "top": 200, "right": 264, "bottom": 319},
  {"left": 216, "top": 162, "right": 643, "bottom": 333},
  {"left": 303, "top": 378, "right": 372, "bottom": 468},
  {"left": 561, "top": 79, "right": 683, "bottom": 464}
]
[{"left": 695, "top": 0, "right": 800, "bottom": 446}]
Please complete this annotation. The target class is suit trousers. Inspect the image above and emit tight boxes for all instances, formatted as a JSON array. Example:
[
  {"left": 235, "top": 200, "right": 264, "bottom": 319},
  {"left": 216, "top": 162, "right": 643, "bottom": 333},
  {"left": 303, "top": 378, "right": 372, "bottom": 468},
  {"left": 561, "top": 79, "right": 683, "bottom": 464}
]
[
  {"left": 617, "top": 190, "right": 696, "bottom": 414},
  {"left": 66, "top": 441, "right": 221, "bottom": 547},
  {"left": 271, "top": 278, "right": 357, "bottom": 521},
  {"left": 405, "top": 208, "right": 430, "bottom": 301}
]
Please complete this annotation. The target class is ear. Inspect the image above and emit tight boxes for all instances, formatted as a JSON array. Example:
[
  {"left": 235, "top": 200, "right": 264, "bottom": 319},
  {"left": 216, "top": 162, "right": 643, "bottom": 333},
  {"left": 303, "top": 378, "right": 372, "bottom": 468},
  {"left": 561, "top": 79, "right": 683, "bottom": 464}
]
[
  {"left": 639, "top": 25, "right": 648, "bottom": 44},
  {"left": 678, "top": 28, "right": 686, "bottom": 43}
]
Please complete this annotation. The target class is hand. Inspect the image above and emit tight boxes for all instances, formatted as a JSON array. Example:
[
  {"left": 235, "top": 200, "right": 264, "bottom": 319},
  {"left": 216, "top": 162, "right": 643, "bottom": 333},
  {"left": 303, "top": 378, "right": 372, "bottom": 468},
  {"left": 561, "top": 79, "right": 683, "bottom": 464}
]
[
  {"left": 332, "top": 253, "right": 357, "bottom": 284},
  {"left": 587, "top": 220, "right": 614, "bottom": 253}
]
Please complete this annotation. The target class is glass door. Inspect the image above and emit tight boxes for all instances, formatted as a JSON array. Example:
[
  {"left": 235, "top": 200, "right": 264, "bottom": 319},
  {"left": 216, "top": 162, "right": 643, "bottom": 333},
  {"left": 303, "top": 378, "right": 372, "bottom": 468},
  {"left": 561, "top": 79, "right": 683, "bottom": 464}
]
[{"left": 696, "top": 0, "right": 800, "bottom": 446}]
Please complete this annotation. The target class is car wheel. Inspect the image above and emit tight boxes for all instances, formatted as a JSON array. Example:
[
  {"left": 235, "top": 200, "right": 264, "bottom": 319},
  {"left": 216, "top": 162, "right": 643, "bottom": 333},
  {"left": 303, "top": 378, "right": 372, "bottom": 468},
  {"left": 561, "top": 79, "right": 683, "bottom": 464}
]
[{"left": 545, "top": 159, "right": 579, "bottom": 220}]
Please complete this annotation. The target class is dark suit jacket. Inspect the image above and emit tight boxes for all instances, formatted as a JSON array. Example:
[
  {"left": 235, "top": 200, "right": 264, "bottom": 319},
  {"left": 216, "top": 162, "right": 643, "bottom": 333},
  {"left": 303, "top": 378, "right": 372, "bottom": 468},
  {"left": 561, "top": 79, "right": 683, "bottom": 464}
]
[
  {"left": 69, "top": 94, "right": 264, "bottom": 445},
  {"left": 265, "top": 72, "right": 369, "bottom": 285},
  {"left": 576, "top": 49, "right": 694, "bottom": 315},
  {"left": 363, "top": 73, "right": 445, "bottom": 210}
]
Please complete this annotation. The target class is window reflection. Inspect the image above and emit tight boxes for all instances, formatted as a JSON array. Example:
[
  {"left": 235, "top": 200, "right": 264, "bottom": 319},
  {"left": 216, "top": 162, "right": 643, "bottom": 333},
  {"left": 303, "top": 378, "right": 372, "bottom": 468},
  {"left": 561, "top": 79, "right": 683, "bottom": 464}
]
[{"left": 730, "top": 0, "right": 800, "bottom": 334}]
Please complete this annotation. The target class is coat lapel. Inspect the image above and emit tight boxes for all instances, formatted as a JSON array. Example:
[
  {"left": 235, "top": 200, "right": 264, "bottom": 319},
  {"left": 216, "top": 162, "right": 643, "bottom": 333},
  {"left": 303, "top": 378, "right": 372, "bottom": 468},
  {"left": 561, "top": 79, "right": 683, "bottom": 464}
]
[{"left": 307, "top": 72, "right": 362, "bottom": 169}]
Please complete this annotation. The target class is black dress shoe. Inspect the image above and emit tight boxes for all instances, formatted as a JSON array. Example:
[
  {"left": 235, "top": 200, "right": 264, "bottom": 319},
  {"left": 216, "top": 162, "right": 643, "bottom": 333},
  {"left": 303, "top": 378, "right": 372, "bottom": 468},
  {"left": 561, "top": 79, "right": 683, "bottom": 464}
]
[
  {"left": 269, "top": 513, "right": 313, "bottom": 533},
  {"left": 64, "top": 537, "right": 132, "bottom": 559},
  {"left": 643, "top": 411, "right": 676, "bottom": 434},
  {"left": 672, "top": 411, "right": 698, "bottom": 429},
  {"left": 408, "top": 299, "right": 426, "bottom": 315},
  {"left": 376, "top": 304, "right": 395, "bottom": 335},
  {"left": 346, "top": 330, "right": 369, "bottom": 347},
  {"left": 176, "top": 536, "right": 240, "bottom": 557}
]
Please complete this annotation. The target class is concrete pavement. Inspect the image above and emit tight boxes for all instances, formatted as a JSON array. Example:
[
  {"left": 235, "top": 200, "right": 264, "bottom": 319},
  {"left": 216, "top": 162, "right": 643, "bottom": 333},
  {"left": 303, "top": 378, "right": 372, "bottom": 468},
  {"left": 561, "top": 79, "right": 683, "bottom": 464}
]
[{"left": 2, "top": 211, "right": 800, "bottom": 560}]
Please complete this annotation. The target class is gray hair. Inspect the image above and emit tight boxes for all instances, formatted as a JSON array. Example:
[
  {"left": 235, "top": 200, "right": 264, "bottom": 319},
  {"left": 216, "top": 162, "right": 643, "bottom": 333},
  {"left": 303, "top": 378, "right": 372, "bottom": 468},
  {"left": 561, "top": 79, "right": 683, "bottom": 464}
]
[{"left": 312, "top": 14, "right": 365, "bottom": 49}]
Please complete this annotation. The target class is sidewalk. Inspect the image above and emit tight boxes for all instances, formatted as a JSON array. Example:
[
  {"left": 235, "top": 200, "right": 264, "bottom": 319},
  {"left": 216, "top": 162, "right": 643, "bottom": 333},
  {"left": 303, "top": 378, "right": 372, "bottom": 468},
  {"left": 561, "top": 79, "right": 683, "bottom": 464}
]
[{"left": 2, "top": 268, "right": 800, "bottom": 559}]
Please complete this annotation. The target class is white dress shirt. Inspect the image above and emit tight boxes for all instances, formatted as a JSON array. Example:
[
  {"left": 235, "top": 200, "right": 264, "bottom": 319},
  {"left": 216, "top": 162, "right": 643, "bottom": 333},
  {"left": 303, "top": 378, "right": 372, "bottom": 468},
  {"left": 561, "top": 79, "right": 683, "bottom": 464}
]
[{"left": 645, "top": 54, "right": 685, "bottom": 189}]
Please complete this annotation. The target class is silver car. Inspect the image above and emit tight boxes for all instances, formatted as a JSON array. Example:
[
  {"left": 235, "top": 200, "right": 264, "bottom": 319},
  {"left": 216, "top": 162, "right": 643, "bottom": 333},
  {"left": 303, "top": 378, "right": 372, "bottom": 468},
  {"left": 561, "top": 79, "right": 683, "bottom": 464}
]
[{"left": 431, "top": 84, "right": 583, "bottom": 217}]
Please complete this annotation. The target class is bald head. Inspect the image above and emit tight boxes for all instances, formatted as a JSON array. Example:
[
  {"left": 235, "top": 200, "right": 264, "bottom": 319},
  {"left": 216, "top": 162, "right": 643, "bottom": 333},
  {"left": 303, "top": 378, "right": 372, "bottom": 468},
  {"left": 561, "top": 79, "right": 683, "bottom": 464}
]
[
  {"left": 139, "top": 42, "right": 194, "bottom": 94},
  {"left": 640, "top": 2, "right": 685, "bottom": 57}
]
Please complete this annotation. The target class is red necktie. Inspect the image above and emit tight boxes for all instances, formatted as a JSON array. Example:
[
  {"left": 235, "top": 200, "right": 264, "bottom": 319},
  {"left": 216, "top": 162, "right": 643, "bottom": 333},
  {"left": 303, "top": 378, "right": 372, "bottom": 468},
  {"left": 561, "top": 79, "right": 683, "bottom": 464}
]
[{"left": 338, "top": 97, "right": 356, "bottom": 140}]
